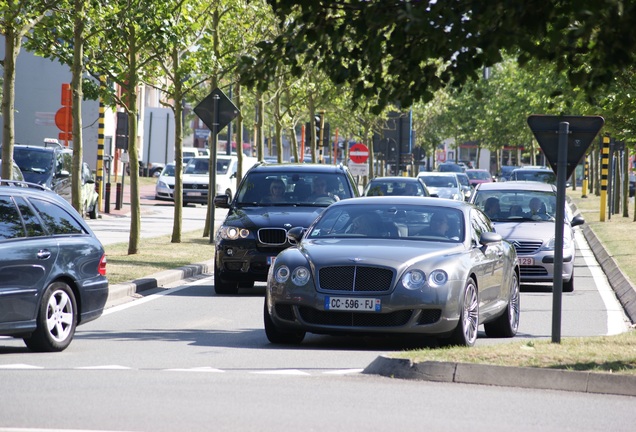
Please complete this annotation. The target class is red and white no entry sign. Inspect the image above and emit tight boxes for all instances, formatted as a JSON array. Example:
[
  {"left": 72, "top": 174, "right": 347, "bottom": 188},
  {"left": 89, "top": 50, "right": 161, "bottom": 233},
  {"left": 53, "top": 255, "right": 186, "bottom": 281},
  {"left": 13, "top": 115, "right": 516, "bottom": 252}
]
[{"left": 350, "top": 143, "right": 369, "bottom": 164}]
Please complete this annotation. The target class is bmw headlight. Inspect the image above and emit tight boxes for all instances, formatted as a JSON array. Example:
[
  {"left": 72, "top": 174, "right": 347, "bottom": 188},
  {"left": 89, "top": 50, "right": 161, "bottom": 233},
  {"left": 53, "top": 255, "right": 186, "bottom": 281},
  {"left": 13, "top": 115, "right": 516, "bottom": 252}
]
[
  {"left": 218, "top": 225, "right": 250, "bottom": 240},
  {"left": 275, "top": 265, "right": 290, "bottom": 283},
  {"left": 291, "top": 266, "right": 310, "bottom": 286},
  {"left": 428, "top": 270, "right": 448, "bottom": 287},
  {"left": 402, "top": 270, "right": 426, "bottom": 290}
]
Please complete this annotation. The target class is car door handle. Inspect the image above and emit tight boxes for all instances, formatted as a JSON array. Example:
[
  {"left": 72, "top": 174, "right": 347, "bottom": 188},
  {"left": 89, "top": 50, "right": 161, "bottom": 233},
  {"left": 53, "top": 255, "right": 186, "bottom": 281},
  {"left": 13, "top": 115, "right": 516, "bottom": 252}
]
[{"left": 37, "top": 249, "right": 51, "bottom": 260}]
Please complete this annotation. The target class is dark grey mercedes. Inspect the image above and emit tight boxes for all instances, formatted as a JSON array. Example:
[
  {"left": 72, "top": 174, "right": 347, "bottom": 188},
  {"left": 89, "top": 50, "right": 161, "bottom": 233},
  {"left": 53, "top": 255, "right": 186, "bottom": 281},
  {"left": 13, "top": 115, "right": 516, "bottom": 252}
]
[{"left": 0, "top": 180, "right": 108, "bottom": 352}]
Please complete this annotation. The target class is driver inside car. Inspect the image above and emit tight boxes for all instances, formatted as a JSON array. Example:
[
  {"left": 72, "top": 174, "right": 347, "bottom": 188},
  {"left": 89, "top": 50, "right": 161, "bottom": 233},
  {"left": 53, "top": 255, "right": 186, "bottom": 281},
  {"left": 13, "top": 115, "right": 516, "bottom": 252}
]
[{"left": 307, "top": 178, "right": 338, "bottom": 202}]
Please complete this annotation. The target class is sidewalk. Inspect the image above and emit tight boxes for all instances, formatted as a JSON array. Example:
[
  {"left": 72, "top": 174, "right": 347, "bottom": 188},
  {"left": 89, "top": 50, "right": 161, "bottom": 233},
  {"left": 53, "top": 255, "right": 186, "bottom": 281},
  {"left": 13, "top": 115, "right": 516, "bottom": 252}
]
[{"left": 99, "top": 181, "right": 159, "bottom": 218}]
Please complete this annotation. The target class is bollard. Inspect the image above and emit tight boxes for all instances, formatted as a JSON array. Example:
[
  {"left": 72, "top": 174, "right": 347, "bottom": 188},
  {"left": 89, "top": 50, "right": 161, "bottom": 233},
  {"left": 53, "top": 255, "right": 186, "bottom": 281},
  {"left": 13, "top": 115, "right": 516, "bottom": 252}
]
[
  {"left": 104, "top": 182, "right": 111, "bottom": 213},
  {"left": 115, "top": 182, "right": 122, "bottom": 210}
]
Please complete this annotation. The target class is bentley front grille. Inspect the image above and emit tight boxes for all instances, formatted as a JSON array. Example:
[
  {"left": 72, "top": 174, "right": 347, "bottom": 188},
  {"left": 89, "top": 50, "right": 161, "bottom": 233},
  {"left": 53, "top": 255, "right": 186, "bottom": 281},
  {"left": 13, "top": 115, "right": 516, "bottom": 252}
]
[{"left": 318, "top": 266, "right": 394, "bottom": 292}]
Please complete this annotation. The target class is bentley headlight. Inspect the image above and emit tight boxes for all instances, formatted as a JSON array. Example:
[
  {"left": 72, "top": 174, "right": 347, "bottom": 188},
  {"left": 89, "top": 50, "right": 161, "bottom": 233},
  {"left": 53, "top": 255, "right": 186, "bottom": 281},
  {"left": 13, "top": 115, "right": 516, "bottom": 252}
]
[
  {"left": 291, "top": 266, "right": 310, "bottom": 286},
  {"left": 274, "top": 265, "right": 290, "bottom": 283},
  {"left": 428, "top": 270, "right": 448, "bottom": 287},
  {"left": 402, "top": 270, "right": 426, "bottom": 290},
  {"left": 219, "top": 225, "right": 250, "bottom": 240}
]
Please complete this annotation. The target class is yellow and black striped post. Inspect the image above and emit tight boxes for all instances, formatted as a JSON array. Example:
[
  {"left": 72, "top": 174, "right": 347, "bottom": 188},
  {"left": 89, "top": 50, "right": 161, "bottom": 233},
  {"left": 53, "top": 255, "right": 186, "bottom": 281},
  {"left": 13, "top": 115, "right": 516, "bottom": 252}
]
[
  {"left": 96, "top": 77, "right": 106, "bottom": 212},
  {"left": 581, "top": 155, "right": 589, "bottom": 198},
  {"left": 600, "top": 136, "right": 610, "bottom": 221}
]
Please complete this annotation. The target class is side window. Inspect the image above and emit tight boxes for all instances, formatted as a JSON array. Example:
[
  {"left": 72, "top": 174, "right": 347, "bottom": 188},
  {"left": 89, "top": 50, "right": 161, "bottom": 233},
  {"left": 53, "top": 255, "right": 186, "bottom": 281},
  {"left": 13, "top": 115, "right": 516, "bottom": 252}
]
[
  {"left": 330, "top": 174, "right": 353, "bottom": 199},
  {"left": 14, "top": 197, "right": 46, "bottom": 237},
  {"left": 0, "top": 196, "right": 25, "bottom": 240},
  {"left": 29, "top": 198, "right": 85, "bottom": 235},
  {"left": 471, "top": 209, "right": 493, "bottom": 243}
]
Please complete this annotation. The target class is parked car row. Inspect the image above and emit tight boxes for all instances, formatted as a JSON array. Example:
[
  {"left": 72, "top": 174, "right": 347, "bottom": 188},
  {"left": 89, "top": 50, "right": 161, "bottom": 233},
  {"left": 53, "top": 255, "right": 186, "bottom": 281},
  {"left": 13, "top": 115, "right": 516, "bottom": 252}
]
[
  {"left": 154, "top": 153, "right": 259, "bottom": 204},
  {"left": 2, "top": 143, "right": 99, "bottom": 219}
]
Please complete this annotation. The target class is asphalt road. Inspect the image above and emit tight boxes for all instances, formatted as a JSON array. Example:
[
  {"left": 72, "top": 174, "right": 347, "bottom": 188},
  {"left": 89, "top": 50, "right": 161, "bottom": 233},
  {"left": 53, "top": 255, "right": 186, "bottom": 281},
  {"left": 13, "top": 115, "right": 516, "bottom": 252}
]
[
  {"left": 0, "top": 268, "right": 633, "bottom": 431},
  {"left": 1, "top": 193, "right": 633, "bottom": 431}
]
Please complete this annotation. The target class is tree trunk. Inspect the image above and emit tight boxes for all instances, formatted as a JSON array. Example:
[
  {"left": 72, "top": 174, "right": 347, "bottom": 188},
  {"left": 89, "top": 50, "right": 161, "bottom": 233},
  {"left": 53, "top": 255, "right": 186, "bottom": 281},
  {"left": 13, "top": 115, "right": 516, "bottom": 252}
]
[
  {"left": 235, "top": 80, "right": 245, "bottom": 182},
  {"left": 126, "top": 27, "right": 141, "bottom": 255},
  {"left": 1, "top": 29, "right": 20, "bottom": 180},
  {"left": 71, "top": 0, "right": 85, "bottom": 214},
  {"left": 171, "top": 46, "right": 183, "bottom": 244}
]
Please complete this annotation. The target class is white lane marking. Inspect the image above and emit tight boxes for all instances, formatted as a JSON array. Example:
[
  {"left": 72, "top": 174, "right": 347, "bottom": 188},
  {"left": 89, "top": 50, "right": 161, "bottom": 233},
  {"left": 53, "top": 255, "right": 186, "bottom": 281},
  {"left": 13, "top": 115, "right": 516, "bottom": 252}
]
[
  {"left": 0, "top": 364, "right": 44, "bottom": 369},
  {"left": 164, "top": 367, "right": 224, "bottom": 373},
  {"left": 102, "top": 277, "right": 211, "bottom": 316},
  {"left": 323, "top": 369, "right": 364, "bottom": 375},
  {"left": 75, "top": 365, "right": 131, "bottom": 370},
  {"left": 0, "top": 428, "right": 137, "bottom": 432},
  {"left": 250, "top": 369, "right": 311, "bottom": 376},
  {"left": 575, "top": 229, "right": 630, "bottom": 335}
]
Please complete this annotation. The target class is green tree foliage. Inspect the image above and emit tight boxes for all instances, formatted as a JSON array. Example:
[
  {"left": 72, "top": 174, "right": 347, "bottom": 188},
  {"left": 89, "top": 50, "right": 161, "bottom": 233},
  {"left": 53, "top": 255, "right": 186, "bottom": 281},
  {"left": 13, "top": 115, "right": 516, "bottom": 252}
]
[{"left": 242, "top": 1, "right": 636, "bottom": 113}]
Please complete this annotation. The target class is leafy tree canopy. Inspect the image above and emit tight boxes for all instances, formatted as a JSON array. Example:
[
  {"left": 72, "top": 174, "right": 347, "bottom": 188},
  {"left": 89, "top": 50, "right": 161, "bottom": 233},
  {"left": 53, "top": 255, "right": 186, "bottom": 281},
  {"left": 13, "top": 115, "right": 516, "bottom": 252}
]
[{"left": 241, "top": 0, "right": 636, "bottom": 113}]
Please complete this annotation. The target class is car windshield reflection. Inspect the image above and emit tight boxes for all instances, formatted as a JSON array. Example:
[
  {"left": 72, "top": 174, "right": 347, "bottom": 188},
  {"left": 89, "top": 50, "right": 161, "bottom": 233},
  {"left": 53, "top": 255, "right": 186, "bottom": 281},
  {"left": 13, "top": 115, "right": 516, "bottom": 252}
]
[{"left": 308, "top": 204, "right": 465, "bottom": 242}]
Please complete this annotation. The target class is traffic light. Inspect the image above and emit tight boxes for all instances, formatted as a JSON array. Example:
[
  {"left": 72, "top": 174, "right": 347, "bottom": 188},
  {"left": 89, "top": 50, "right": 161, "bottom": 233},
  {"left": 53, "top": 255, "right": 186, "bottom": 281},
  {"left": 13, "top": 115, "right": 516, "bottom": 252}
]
[
  {"left": 323, "top": 122, "right": 330, "bottom": 147},
  {"left": 314, "top": 114, "right": 322, "bottom": 148},
  {"left": 305, "top": 115, "right": 323, "bottom": 148},
  {"left": 115, "top": 112, "right": 129, "bottom": 150}
]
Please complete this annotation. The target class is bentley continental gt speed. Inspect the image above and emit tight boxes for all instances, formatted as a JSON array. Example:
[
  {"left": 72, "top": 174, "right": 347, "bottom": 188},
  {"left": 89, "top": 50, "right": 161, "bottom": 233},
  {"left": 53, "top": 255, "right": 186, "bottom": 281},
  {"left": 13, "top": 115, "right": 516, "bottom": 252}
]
[{"left": 264, "top": 196, "right": 520, "bottom": 347}]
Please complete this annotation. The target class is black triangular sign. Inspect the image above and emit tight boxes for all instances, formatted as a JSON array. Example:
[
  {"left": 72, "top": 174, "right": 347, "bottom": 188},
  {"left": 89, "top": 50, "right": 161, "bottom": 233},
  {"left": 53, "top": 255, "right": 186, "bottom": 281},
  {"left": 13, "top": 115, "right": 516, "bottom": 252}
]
[
  {"left": 527, "top": 115, "right": 604, "bottom": 179},
  {"left": 193, "top": 88, "right": 239, "bottom": 133}
]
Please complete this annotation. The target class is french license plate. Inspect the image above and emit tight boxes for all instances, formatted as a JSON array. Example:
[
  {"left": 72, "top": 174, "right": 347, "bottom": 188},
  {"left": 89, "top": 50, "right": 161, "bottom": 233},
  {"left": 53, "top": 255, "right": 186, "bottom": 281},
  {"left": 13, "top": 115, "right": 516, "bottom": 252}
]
[
  {"left": 519, "top": 257, "right": 534, "bottom": 266},
  {"left": 325, "top": 297, "right": 381, "bottom": 312},
  {"left": 187, "top": 192, "right": 202, "bottom": 197},
  {"left": 267, "top": 256, "right": 276, "bottom": 265}
]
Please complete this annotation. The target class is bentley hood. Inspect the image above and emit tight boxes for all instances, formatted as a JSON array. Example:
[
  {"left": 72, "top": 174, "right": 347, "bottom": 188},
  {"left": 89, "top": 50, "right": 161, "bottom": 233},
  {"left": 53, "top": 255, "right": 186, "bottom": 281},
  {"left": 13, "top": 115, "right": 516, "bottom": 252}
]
[{"left": 298, "top": 239, "right": 464, "bottom": 270}]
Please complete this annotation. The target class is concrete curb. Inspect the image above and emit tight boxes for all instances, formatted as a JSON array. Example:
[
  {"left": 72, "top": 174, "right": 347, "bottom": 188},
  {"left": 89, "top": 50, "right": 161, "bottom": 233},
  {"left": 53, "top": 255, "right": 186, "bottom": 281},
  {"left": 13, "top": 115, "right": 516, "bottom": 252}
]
[
  {"left": 106, "top": 259, "right": 214, "bottom": 306},
  {"left": 580, "top": 223, "right": 636, "bottom": 323},
  {"left": 363, "top": 357, "right": 636, "bottom": 397},
  {"left": 569, "top": 197, "right": 636, "bottom": 323}
]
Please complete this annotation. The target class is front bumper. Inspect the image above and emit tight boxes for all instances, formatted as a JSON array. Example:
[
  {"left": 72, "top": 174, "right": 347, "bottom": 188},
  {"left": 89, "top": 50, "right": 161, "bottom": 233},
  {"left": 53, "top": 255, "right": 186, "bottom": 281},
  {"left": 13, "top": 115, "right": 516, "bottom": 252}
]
[
  {"left": 518, "top": 251, "right": 574, "bottom": 283},
  {"left": 266, "top": 278, "right": 465, "bottom": 337},
  {"left": 215, "top": 239, "right": 287, "bottom": 283}
]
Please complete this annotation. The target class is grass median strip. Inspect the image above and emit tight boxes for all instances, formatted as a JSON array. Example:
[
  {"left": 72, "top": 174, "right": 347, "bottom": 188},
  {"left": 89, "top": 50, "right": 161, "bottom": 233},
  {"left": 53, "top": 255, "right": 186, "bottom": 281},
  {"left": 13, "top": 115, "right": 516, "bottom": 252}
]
[
  {"left": 394, "top": 332, "right": 636, "bottom": 375},
  {"left": 105, "top": 229, "right": 213, "bottom": 285}
]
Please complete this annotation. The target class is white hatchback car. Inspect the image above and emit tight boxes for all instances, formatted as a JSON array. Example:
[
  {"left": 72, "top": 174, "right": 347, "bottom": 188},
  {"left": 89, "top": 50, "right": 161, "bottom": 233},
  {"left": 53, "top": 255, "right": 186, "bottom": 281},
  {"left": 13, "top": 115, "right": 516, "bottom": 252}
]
[
  {"left": 155, "top": 162, "right": 176, "bottom": 200},
  {"left": 417, "top": 171, "right": 464, "bottom": 201}
]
